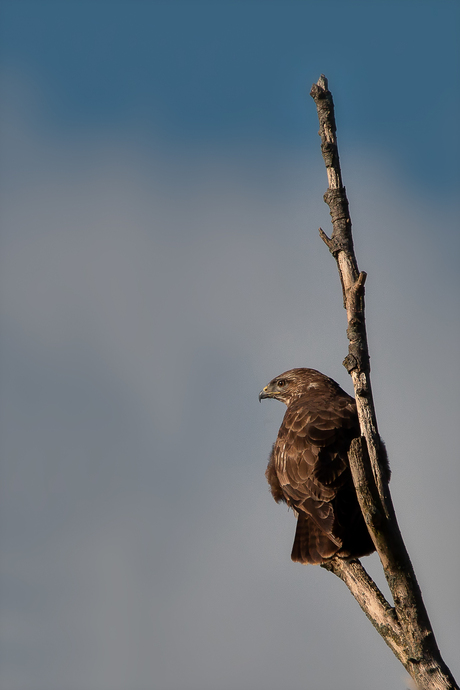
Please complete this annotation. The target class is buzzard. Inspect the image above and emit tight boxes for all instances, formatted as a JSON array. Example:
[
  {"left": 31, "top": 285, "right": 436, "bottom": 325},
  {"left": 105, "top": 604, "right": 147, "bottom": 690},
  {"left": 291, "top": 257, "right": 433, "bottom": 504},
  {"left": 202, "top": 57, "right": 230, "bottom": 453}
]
[{"left": 259, "top": 368, "right": 386, "bottom": 565}]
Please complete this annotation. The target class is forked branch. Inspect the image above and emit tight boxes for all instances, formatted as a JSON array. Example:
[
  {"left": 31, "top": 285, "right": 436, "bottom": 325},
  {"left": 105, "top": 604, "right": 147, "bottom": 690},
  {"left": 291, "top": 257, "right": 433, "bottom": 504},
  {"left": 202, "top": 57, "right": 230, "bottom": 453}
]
[{"left": 310, "top": 74, "right": 457, "bottom": 690}]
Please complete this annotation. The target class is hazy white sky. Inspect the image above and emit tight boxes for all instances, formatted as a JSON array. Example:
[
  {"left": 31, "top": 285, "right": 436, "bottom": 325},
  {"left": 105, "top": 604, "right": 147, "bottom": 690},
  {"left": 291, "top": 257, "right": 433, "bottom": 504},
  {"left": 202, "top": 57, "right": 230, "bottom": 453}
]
[{"left": 1, "top": 2, "right": 459, "bottom": 689}]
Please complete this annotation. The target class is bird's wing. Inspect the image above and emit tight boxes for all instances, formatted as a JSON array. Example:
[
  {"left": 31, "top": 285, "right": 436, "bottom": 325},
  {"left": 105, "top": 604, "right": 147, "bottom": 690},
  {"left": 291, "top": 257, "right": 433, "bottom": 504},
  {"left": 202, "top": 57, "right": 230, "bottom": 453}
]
[{"left": 274, "top": 397, "right": 359, "bottom": 544}]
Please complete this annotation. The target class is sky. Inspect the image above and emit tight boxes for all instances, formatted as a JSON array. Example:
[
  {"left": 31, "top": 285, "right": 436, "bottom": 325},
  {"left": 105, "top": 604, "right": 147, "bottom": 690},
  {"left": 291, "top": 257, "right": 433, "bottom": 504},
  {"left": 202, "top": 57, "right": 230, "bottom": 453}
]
[{"left": 1, "top": 1, "right": 459, "bottom": 689}]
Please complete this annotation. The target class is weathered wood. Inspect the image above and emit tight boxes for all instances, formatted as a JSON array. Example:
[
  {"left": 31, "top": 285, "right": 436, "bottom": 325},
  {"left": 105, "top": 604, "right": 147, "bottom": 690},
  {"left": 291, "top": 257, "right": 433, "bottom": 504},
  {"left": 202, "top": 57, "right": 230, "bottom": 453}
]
[
  {"left": 311, "top": 74, "right": 458, "bottom": 690},
  {"left": 346, "top": 439, "right": 455, "bottom": 687},
  {"left": 321, "top": 557, "right": 405, "bottom": 663}
]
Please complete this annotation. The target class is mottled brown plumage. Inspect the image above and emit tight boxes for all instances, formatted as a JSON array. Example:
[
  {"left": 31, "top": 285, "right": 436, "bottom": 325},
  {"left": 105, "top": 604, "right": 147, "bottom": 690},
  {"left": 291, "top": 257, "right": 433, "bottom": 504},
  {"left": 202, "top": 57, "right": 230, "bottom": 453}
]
[{"left": 260, "top": 368, "right": 381, "bottom": 565}]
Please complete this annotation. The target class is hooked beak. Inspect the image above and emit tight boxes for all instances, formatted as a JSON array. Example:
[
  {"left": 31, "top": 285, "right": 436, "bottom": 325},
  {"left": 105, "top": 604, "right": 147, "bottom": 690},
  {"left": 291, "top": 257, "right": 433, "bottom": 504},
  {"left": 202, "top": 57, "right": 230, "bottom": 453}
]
[{"left": 259, "top": 386, "right": 272, "bottom": 402}]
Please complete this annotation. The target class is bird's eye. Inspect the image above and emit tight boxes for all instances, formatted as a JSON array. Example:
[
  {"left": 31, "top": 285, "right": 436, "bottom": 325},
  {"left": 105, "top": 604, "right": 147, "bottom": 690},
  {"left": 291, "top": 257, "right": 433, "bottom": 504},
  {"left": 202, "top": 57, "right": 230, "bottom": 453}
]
[{"left": 277, "top": 379, "right": 286, "bottom": 388}]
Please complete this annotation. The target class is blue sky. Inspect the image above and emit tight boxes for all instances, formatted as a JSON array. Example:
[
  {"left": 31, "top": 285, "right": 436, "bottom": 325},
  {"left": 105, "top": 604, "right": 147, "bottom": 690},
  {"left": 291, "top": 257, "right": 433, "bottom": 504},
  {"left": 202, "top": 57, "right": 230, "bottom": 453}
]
[
  {"left": 1, "top": 2, "right": 459, "bottom": 689},
  {"left": 2, "top": 1, "right": 459, "bottom": 185}
]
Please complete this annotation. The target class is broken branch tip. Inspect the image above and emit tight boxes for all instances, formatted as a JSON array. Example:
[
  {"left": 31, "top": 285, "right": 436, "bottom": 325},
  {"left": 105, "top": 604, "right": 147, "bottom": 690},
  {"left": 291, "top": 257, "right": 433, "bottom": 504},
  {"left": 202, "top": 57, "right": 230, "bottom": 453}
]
[{"left": 319, "top": 227, "right": 332, "bottom": 247}]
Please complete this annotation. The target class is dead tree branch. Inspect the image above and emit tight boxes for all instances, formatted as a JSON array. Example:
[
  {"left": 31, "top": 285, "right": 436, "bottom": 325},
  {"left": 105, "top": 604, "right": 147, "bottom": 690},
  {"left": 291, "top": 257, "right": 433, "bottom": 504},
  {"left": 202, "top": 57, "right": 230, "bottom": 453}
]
[{"left": 310, "top": 74, "right": 457, "bottom": 690}]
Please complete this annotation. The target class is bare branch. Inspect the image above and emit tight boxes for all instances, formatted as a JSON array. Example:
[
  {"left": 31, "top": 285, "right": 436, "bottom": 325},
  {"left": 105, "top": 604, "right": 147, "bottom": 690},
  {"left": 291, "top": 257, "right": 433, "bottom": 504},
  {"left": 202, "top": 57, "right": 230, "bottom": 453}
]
[
  {"left": 310, "top": 74, "right": 458, "bottom": 690},
  {"left": 321, "top": 558, "right": 405, "bottom": 663}
]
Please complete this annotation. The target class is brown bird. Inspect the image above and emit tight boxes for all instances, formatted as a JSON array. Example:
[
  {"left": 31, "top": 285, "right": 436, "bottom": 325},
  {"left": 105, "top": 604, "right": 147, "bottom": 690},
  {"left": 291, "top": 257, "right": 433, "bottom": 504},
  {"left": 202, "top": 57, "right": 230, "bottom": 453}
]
[{"left": 259, "top": 368, "right": 385, "bottom": 565}]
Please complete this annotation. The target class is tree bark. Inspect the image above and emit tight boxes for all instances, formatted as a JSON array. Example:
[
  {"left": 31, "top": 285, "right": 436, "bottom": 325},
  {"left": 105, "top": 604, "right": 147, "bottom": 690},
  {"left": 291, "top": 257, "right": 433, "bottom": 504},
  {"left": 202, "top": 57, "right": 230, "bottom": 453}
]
[{"left": 310, "top": 74, "right": 458, "bottom": 690}]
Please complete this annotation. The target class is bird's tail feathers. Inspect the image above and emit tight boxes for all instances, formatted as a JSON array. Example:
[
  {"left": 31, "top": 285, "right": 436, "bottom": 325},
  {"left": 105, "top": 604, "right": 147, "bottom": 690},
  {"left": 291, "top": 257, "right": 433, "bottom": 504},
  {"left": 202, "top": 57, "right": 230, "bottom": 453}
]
[{"left": 291, "top": 513, "right": 341, "bottom": 565}]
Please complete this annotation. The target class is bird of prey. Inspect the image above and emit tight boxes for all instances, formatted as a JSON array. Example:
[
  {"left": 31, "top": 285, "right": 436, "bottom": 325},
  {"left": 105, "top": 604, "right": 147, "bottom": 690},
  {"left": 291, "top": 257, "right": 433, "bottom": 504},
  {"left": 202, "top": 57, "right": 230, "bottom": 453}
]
[{"left": 259, "top": 368, "right": 386, "bottom": 565}]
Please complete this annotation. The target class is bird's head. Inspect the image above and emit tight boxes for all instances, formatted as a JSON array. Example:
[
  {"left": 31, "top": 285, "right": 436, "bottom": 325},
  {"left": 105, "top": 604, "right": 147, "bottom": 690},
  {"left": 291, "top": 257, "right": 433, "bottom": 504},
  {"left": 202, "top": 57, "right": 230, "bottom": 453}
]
[{"left": 259, "top": 368, "right": 313, "bottom": 406}]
